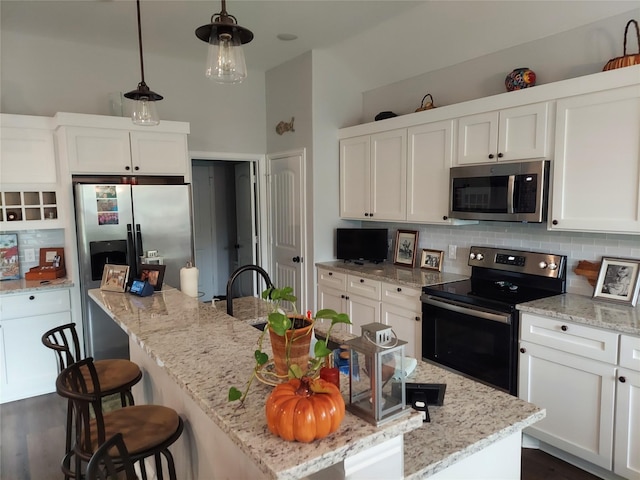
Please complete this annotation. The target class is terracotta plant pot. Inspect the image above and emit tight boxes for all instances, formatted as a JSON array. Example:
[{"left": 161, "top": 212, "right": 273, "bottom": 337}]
[{"left": 269, "top": 316, "right": 314, "bottom": 376}]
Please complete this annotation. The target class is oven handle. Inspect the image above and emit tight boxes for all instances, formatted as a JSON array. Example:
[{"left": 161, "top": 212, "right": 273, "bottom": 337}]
[
  {"left": 422, "top": 296, "right": 512, "bottom": 324},
  {"left": 507, "top": 174, "right": 516, "bottom": 214}
]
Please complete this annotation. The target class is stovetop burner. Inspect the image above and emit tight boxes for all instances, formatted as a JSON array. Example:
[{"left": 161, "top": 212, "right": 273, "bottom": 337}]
[{"left": 422, "top": 246, "right": 567, "bottom": 312}]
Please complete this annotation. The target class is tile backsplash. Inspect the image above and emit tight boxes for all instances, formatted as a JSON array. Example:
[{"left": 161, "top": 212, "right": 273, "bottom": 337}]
[
  {"left": 374, "top": 222, "right": 640, "bottom": 297},
  {"left": 4, "top": 229, "right": 66, "bottom": 277}
]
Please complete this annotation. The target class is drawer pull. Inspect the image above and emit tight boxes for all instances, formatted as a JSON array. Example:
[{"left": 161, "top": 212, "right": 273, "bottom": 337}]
[
  {"left": 520, "top": 347, "right": 526, "bottom": 354},
  {"left": 360, "top": 279, "right": 364, "bottom": 283},
  {"left": 397, "top": 287, "right": 402, "bottom": 292},
  {"left": 414, "top": 316, "right": 420, "bottom": 322},
  {"left": 341, "top": 294, "right": 345, "bottom": 299},
  {"left": 29, "top": 295, "right": 35, "bottom": 300},
  {"left": 561, "top": 325, "right": 568, "bottom": 331},
  {"left": 345, "top": 295, "right": 350, "bottom": 300},
  {"left": 328, "top": 272, "right": 333, "bottom": 276},
  {"left": 619, "top": 376, "right": 627, "bottom": 383}
]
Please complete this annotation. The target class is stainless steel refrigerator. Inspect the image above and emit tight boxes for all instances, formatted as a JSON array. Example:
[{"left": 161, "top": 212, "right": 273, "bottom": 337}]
[{"left": 74, "top": 179, "right": 194, "bottom": 360}]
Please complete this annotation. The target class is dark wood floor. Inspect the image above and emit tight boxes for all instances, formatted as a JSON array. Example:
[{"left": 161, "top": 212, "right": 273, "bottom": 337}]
[{"left": 1, "top": 393, "right": 602, "bottom": 480}]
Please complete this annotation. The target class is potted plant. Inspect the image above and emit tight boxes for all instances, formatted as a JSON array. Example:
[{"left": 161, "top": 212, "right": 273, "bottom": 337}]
[{"left": 229, "top": 285, "right": 351, "bottom": 405}]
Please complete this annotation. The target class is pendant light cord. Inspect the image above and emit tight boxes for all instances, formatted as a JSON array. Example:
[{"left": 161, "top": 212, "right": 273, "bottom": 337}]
[{"left": 135, "top": 0, "right": 146, "bottom": 85}]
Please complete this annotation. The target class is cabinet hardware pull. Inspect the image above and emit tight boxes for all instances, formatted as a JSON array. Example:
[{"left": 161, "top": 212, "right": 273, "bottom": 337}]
[
  {"left": 29, "top": 295, "right": 35, "bottom": 300},
  {"left": 442, "top": 215, "right": 448, "bottom": 220},
  {"left": 364, "top": 213, "right": 369, "bottom": 216},
  {"left": 328, "top": 272, "right": 333, "bottom": 276},
  {"left": 397, "top": 287, "right": 402, "bottom": 292},
  {"left": 125, "top": 165, "right": 131, "bottom": 171},
  {"left": 345, "top": 296, "right": 350, "bottom": 300},
  {"left": 341, "top": 294, "right": 345, "bottom": 299},
  {"left": 520, "top": 347, "right": 526, "bottom": 353},
  {"left": 488, "top": 154, "right": 495, "bottom": 159},
  {"left": 498, "top": 153, "right": 504, "bottom": 158},
  {"left": 619, "top": 376, "right": 627, "bottom": 383},
  {"left": 134, "top": 166, "right": 140, "bottom": 171},
  {"left": 561, "top": 325, "right": 568, "bottom": 331},
  {"left": 552, "top": 220, "right": 558, "bottom": 225},
  {"left": 415, "top": 316, "right": 420, "bottom": 322},
  {"left": 359, "top": 279, "right": 364, "bottom": 283}
]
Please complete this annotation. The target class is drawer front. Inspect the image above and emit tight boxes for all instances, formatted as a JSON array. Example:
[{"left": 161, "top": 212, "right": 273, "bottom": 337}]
[
  {"left": 520, "top": 313, "right": 619, "bottom": 364},
  {"left": 381, "top": 282, "right": 421, "bottom": 310},
  {"left": 619, "top": 334, "right": 640, "bottom": 372},
  {"left": 347, "top": 275, "right": 381, "bottom": 300},
  {"left": 1, "top": 289, "right": 71, "bottom": 320},
  {"left": 317, "top": 268, "right": 347, "bottom": 290}
]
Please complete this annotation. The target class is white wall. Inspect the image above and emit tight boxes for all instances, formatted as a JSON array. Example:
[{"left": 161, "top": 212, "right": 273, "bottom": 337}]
[{"left": 0, "top": 30, "right": 266, "bottom": 154}]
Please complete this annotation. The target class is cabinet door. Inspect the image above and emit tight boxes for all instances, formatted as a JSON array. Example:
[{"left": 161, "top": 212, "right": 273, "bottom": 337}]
[
  {"left": 614, "top": 368, "right": 640, "bottom": 480},
  {"left": 381, "top": 303, "right": 420, "bottom": 358},
  {"left": 130, "top": 131, "right": 188, "bottom": 176},
  {"left": 519, "top": 341, "right": 616, "bottom": 469},
  {"left": 64, "top": 126, "right": 132, "bottom": 174},
  {"left": 370, "top": 129, "right": 406, "bottom": 221},
  {"left": 456, "top": 111, "right": 499, "bottom": 165},
  {"left": 340, "top": 135, "right": 370, "bottom": 219},
  {"left": 550, "top": 86, "right": 640, "bottom": 233},
  {"left": 0, "top": 127, "right": 57, "bottom": 184},
  {"left": 317, "top": 285, "right": 347, "bottom": 332},
  {"left": 347, "top": 295, "right": 380, "bottom": 337},
  {"left": 498, "top": 102, "right": 551, "bottom": 162},
  {"left": 0, "top": 312, "right": 71, "bottom": 403},
  {"left": 407, "top": 120, "right": 454, "bottom": 223}
]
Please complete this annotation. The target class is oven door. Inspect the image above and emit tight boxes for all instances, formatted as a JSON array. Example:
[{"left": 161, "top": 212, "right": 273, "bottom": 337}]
[{"left": 422, "top": 295, "right": 518, "bottom": 395}]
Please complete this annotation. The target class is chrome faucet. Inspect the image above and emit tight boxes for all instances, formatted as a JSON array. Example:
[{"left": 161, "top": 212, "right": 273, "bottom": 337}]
[{"left": 225, "top": 264, "right": 274, "bottom": 317}]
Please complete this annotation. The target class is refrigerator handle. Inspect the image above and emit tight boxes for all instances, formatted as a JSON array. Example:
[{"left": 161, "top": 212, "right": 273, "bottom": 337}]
[
  {"left": 127, "top": 224, "right": 138, "bottom": 281},
  {"left": 135, "top": 224, "right": 144, "bottom": 258}
]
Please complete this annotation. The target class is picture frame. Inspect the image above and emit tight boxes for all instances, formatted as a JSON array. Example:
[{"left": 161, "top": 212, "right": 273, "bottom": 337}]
[
  {"left": 393, "top": 230, "right": 419, "bottom": 267},
  {"left": 100, "top": 264, "right": 129, "bottom": 292},
  {"left": 139, "top": 264, "right": 166, "bottom": 291},
  {"left": 420, "top": 249, "right": 444, "bottom": 272},
  {"left": 0, "top": 233, "right": 20, "bottom": 281},
  {"left": 592, "top": 257, "right": 640, "bottom": 307}
]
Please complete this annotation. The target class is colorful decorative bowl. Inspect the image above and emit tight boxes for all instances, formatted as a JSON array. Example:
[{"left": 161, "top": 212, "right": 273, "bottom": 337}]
[{"left": 505, "top": 67, "right": 536, "bottom": 92}]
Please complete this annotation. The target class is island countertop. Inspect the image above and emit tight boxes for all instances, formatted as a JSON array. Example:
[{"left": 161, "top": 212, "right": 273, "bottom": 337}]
[{"left": 90, "top": 286, "right": 544, "bottom": 479}]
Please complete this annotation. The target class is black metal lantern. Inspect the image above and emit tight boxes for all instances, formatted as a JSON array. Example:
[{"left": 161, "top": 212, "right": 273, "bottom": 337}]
[
  {"left": 195, "top": 0, "right": 254, "bottom": 84},
  {"left": 123, "top": 0, "right": 163, "bottom": 125}
]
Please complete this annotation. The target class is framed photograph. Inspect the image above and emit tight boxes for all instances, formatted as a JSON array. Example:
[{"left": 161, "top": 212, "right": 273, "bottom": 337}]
[
  {"left": 593, "top": 257, "right": 640, "bottom": 307},
  {"left": 139, "top": 264, "right": 166, "bottom": 291},
  {"left": 100, "top": 264, "right": 129, "bottom": 292},
  {"left": 420, "top": 249, "right": 444, "bottom": 272},
  {"left": 393, "top": 230, "right": 419, "bottom": 267},
  {"left": 0, "top": 233, "right": 20, "bottom": 281}
]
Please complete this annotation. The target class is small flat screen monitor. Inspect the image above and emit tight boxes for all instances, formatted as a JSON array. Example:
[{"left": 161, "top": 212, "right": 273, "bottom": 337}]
[{"left": 336, "top": 228, "right": 388, "bottom": 262}]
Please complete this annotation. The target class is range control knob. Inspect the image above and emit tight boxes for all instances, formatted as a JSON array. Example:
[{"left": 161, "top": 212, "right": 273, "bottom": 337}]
[
  {"left": 469, "top": 253, "right": 476, "bottom": 260},
  {"left": 548, "top": 263, "right": 558, "bottom": 270},
  {"left": 539, "top": 261, "right": 548, "bottom": 269},
  {"left": 476, "top": 253, "right": 484, "bottom": 261}
]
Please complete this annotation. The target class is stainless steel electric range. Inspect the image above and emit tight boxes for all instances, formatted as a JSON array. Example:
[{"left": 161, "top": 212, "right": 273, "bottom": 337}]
[{"left": 421, "top": 246, "right": 567, "bottom": 396}]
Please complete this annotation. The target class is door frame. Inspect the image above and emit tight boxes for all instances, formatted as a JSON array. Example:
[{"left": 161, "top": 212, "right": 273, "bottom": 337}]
[{"left": 189, "top": 150, "right": 268, "bottom": 284}]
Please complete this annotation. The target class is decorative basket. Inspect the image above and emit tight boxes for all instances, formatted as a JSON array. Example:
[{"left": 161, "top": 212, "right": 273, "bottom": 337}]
[
  {"left": 415, "top": 94, "right": 436, "bottom": 112},
  {"left": 603, "top": 19, "right": 640, "bottom": 71}
]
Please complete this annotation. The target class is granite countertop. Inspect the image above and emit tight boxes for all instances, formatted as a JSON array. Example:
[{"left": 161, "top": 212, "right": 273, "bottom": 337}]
[
  {"left": 89, "top": 287, "right": 423, "bottom": 480},
  {"left": 316, "top": 261, "right": 468, "bottom": 289},
  {"left": 0, "top": 277, "right": 74, "bottom": 295},
  {"left": 517, "top": 293, "right": 640, "bottom": 337}
]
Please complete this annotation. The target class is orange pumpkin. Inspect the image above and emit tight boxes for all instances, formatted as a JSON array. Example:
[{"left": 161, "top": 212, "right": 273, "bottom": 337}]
[{"left": 265, "top": 377, "right": 345, "bottom": 443}]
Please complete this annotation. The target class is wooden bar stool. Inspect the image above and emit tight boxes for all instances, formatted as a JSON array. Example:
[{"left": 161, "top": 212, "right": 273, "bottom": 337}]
[
  {"left": 57, "top": 357, "right": 183, "bottom": 480},
  {"left": 42, "top": 323, "right": 143, "bottom": 479},
  {"left": 86, "top": 433, "right": 137, "bottom": 480}
]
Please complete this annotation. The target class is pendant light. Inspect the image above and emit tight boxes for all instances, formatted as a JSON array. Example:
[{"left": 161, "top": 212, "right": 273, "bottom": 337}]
[
  {"left": 124, "top": 0, "right": 162, "bottom": 125},
  {"left": 195, "top": 0, "right": 254, "bottom": 84}
]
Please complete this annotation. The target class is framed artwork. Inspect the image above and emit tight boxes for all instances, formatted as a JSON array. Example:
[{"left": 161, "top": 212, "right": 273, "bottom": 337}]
[
  {"left": 393, "top": 230, "right": 419, "bottom": 267},
  {"left": 100, "top": 264, "right": 129, "bottom": 292},
  {"left": 139, "top": 264, "right": 166, "bottom": 291},
  {"left": 0, "top": 233, "right": 20, "bottom": 280},
  {"left": 593, "top": 257, "right": 640, "bottom": 307},
  {"left": 420, "top": 249, "right": 444, "bottom": 272}
]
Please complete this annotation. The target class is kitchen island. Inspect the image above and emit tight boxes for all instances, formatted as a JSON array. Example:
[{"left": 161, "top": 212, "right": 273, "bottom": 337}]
[{"left": 89, "top": 286, "right": 544, "bottom": 479}]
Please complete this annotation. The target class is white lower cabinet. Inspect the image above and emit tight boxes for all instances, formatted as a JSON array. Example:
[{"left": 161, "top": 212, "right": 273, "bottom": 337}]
[
  {"left": 614, "top": 335, "right": 640, "bottom": 480},
  {"left": 519, "top": 312, "right": 640, "bottom": 478},
  {"left": 0, "top": 289, "right": 72, "bottom": 403},
  {"left": 317, "top": 267, "right": 422, "bottom": 356}
]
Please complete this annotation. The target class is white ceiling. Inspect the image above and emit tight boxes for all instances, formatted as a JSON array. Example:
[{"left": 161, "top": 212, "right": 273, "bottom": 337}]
[{"left": 2, "top": 1, "right": 638, "bottom": 91}]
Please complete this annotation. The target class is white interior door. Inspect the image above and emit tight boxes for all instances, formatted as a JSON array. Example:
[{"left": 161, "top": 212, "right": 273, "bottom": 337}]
[
  {"left": 267, "top": 150, "right": 306, "bottom": 309},
  {"left": 234, "top": 162, "right": 256, "bottom": 296}
]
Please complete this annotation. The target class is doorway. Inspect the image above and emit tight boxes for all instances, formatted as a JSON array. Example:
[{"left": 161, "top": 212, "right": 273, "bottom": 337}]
[{"left": 191, "top": 159, "right": 258, "bottom": 302}]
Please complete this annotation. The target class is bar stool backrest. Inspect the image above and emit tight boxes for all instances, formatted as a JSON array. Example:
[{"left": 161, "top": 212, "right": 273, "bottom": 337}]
[
  {"left": 86, "top": 433, "right": 138, "bottom": 480},
  {"left": 56, "top": 357, "right": 108, "bottom": 454},
  {"left": 42, "top": 323, "right": 82, "bottom": 372}
]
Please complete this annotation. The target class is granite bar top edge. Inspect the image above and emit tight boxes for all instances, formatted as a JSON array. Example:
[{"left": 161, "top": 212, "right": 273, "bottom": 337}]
[
  {"left": 517, "top": 293, "right": 640, "bottom": 337},
  {"left": 0, "top": 277, "right": 74, "bottom": 294}
]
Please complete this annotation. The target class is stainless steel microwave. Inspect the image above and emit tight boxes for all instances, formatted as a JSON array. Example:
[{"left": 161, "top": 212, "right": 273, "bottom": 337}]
[{"left": 449, "top": 160, "right": 549, "bottom": 222}]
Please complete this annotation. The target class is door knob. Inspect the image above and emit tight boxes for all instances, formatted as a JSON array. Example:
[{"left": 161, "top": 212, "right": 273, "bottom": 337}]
[{"left": 292, "top": 256, "right": 301, "bottom": 263}]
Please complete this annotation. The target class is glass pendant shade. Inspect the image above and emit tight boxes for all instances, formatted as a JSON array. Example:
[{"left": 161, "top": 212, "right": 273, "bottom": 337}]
[{"left": 206, "top": 29, "right": 247, "bottom": 84}]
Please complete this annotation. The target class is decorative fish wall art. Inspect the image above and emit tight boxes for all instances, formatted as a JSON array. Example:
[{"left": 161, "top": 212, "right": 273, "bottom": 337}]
[{"left": 276, "top": 117, "right": 295, "bottom": 135}]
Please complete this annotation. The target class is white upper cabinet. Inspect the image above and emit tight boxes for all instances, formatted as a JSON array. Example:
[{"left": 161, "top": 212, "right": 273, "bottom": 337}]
[
  {"left": 550, "top": 85, "right": 640, "bottom": 234},
  {"left": 407, "top": 120, "right": 455, "bottom": 224},
  {"left": 340, "top": 129, "right": 406, "bottom": 221},
  {"left": 456, "top": 102, "right": 552, "bottom": 165},
  {"left": 130, "top": 131, "right": 189, "bottom": 176},
  {"left": 0, "top": 115, "right": 56, "bottom": 184}
]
